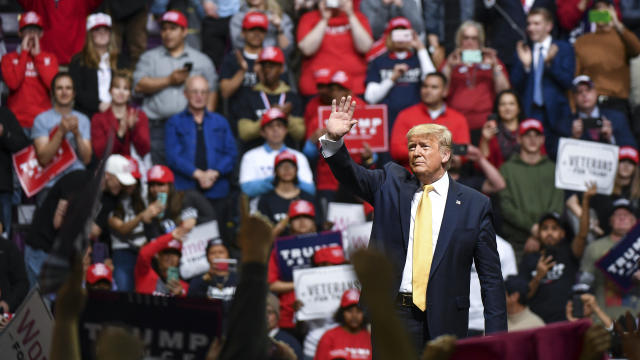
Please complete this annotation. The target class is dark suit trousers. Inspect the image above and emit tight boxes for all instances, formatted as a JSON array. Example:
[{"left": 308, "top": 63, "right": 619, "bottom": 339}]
[{"left": 372, "top": 304, "right": 430, "bottom": 358}]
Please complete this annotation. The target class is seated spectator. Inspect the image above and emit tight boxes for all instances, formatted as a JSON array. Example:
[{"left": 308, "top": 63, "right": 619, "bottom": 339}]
[
  {"left": 0, "top": 11, "right": 58, "bottom": 131},
  {"left": 134, "top": 228, "right": 189, "bottom": 296},
  {"left": 504, "top": 275, "right": 545, "bottom": 332},
  {"left": 0, "top": 234, "right": 29, "bottom": 315},
  {"left": 440, "top": 20, "right": 510, "bottom": 142},
  {"left": 85, "top": 263, "right": 114, "bottom": 291},
  {"left": 219, "top": 11, "right": 268, "bottom": 100},
  {"left": 304, "top": 70, "right": 371, "bottom": 205},
  {"left": 510, "top": 7, "right": 574, "bottom": 158},
  {"left": 314, "top": 289, "right": 371, "bottom": 360},
  {"left": 91, "top": 69, "right": 151, "bottom": 159},
  {"left": 257, "top": 150, "right": 321, "bottom": 235},
  {"left": 498, "top": 119, "right": 564, "bottom": 259},
  {"left": 239, "top": 108, "right": 314, "bottom": 198},
  {"left": 232, "top": 46, "right": 304, "bottom": 152},
  {"left": 0, "top": 108, "right": 30, "bottom": 238},
  {"left": 580, "top": 198, "right": 640, "bottom": 320},
  {"left": 188, "top": 239, "right": 237, "bottom": 305},
  {"left": 268, "top": 200, "right": 318, "bottom": 334},
  {"left": 364, "top": 17, "right": 436, "bottom": 129},
  {"left": 133, "top": 10, "right": 218, "bottom": 165},
  {"left": 360, "top": 0, "right": 424, "bottom": 40},
  {"left": 17, "top": 0, "right": 102, "bottom": 65},
  {"left": 574, "top": 0, "right": 640, "bottom": 117},
  {"left": 569, "top": 75, "right": 637, "bottom": 147},
  {"left": 566, "top": 293, "right": 614, "bottom": 329},
  {"left": 519, "top": 211, "right": 588, "bottom": 324},
  {"left": 479, "top": 89, "right": 524, "bottom": 168},
  {"left": 165, "top": 75, "right": 237, "bottom": 232},
  {"left": 32, "top": 72, "right": 92, "bottom": 199},
  {"left": 267, "top": 293, "right": 304, "bottom": 360},
  {"left": 69, "top": 13, "right": 128, "bottom": 119},
  {"left": 390, "top": 72, "right": 470, "bottom": 169},
  {"left": 297, "top": 0, "right": 373, "bottom": 97},
  {"left": 230, "top": 0, "right": 294, "bottom": 57}
]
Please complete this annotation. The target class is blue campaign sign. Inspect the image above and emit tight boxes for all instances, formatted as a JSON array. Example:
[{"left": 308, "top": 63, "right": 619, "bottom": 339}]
[
  {"left": 275, "top": 231, "right": 343, "bottom": 281},
  {"left": 596, "top": 222, "right": 640, "bottom": 291}
]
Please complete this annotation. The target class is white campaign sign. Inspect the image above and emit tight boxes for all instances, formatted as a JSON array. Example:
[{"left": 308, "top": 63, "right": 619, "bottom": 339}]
[
  {"left": 555, "top": 138, "right": 619, "bottom": 195},
  {"left": 180, "top": 220, "right": 220, "bottom": 279},
  {"left": 327, "top": 202, "right": 366, "bottom": 239},
  {"left": 344, "top": 221, "right": 372, "bottom": 259},
  {"left": 0, "top": 288, "right": 54, "bottom": 360},
  {"left": 294, "top": 265, "right": 360, "bottom": 321}
]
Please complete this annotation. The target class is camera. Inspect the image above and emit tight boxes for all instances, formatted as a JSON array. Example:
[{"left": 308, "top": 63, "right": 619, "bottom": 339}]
[
  {"left": 452, "top": 143, "right": 468, "bottom": 156},
  {"left": 571, "top": 272, "right": 594, "bottom": 319},
  {"left": 581, "top": 117, "right": 603, "bottom": 129},
  {"left": 326, "top": 0, "right": 340, "bottom": 9},
  {"left": 391, "top": 29, "right": 413, "bottom": 43}
]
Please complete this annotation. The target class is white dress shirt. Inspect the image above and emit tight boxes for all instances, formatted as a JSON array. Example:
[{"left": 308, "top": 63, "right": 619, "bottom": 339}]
[{"left": 533, "top": 36, "right": 552, "bottom": 72}]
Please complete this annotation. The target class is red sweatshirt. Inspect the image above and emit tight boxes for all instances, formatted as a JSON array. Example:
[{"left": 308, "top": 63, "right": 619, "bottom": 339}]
[
  {"left": 17, "top": 0, "right": 102, "bottom": 65},
  {"left": 134, "top": 233, "right": 189, "bottom": 296},
  {"left": 1, "top": 50, "right": 58, "bottom": 128},
  {"left": 91, "top": 107, "right": 151, "bottom": 159},
  {"left": 314, "top": 326, "right": 372, "bottom": 360},
  {"left": 268, "top": 248, "right": 296, "bottom": 329}
]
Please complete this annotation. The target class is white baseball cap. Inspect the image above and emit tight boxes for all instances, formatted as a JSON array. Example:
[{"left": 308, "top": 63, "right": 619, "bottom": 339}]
[
  {"left": 86, "top": 13, "right": 112, "bottom": 31},
  {"left": 105, "top": 154, "right": 136, "bottom": 186}
]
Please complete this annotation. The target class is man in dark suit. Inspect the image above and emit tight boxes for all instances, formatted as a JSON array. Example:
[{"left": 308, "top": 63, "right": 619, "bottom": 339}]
[
  {"left": 320, "top": 97, "right": 506, "bottom": 354},
  {"left": 510, "top": 7, "right": 575, "bottom": 158}
]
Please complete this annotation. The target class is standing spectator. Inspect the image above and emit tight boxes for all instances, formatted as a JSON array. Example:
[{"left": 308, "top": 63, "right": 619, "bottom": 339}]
[
  {"left": 219, "top": 11, "right": 268, "bottom": 101},
  {"left": 133, "top": 10, "right": 218, "bottom": 165},
  {"left": 510, "top": 7, "right": 575, "bottom": 157},
  {"left": 200, "top": 0, "right": 241, "bottom": 70},
  {"left": 574, "top": 0, "right": 640, "bottom": 117},
  {"left": 85, "top": 263, "right": 114, "bottom": 291},
  {"left": 165, "top": 75, "right": 237, "bottom": 236},
  {"left": 0, "top": 234, "right": 29, "bottom": 315},
  {"left": 91, "top": 70, "right": 150, "bottom": 159},
  {"left": 230, "top": 0, "right": 294, "bottom": 57},
  {"left": 69, "top": 13, "right": 127, "bottom": 119},
  {"left": 498, "top": 119, "right": 564, "bottom": 259},
  {"left": 569, "top": 75, "right": 637, "bottom": 147},
  {"left": 0, "top": 12, "right": 58, "bottom": 131},
  {"left": 504, "top": 275, "right": 545, "bottom": 331},
  {"left": 314, "top": 289, "right": 371, "bottom": 360},
  {"left": 32, "top": 73, "right": 92, "bottom": 195},
  {"left": 478, "top": 89, "right": 524, "bottom": 168},
  {"left": 390, "top": 72, "right": 470, "bottom": 169},
  {"left": 17, "top": 0, "right": 103, "bottom": 65},
  {"left": 424, "top": 0, "right": 475, "bottom": 55},
  {"left": 297, "top": 0, "right": 373, "bottom": 97},
  {"left": 580, "top": 198, "right": 640, "bottom": 320},
  {"left": 0, "top": 108, "right": 30, "bottom": 238},
  {"left": 102, "top": 0, "right": 151, "bottom": 65},
  {"left": 302, "top": 68, "right": 333, "bottom": 145},
  {"left": 188, "top": 239, "right": 237, "bottom": 303},
  {"left": 364, "top": 17, "right": 436, "bottom": 130},
  {"left": 267, "top": 293, "right": 304, "bottom": 360},
  {"left": 360, "top": 0, "right": 424, "bottom": 40},
  {"left": 231, "top": 46, "right": 304, "bottom": 152},
  {"left": 441, "top": 21, "right": 510, "bottom": 142},
  {"left": 476, "top": 0, "right": 556, "bottom": 70},
  {"left": 134, "top": 229, "right": 189, "bottom": 296},
  {"left": 239, "top": 108, "right": 314, "bottom": 198}
]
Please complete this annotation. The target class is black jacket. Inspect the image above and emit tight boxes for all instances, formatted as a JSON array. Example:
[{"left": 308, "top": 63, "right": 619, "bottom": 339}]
[
  {"left": 0, "top": 237, "right": 29, "bottom": 312},
  {"left": 0, "top": 107, "right": 30, "bottom": 192}
]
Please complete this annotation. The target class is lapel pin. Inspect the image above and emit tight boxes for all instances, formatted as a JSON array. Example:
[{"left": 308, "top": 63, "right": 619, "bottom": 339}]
[{"left": 456, "top": 200, "right": 461, "bottom": 205}]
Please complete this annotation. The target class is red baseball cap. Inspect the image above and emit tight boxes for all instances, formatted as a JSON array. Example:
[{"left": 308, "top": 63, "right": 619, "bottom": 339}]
[
  {"left": 258, "top": 46, "right": 285, "bottom": 64},
  {"left": 385, "top": 16, "right": 412, "bottom": 33},
  {"left": 314, "top": 67, "right": 334, "bottom": 86},
  {"left": 260, "top": 107, "right": 288, "bottom": 127},
  {"left": 123, "top": 155, "right": 142, "bottom": 179},
  {"left": 519, "top": 118, "right": 544, "bottom": 136},
  {"left": 19, "top": 11, "right": 43, "bottom": 31},
  {"left": 242, "top": 11, "right": 269, "bottom": 31},
  {"left": 313, "top": 245, "right": 345, "bottom": 265},
  {"left": 86, "top": 263, "right": 113, "bottom": 285},
  {"left": 274, "top": 150, "right": 297, "bottom": 168},
  {"left": 161, "top": 239, "right": 183, "bottom": 254},
  {"left": 330, "top": 70, "right": 351, "bottom": 90},
  {"left": 161, "top": 10, "right": 188, "bottom": 28},
  {"left": 147, "top": 165, "right": 175, "bottom": 183},
  {"left": 340, "top": 288, "right": 361, "bottom": 308},
  {"left": 619, "top": 146, "right": 640, "bottom": 164},
  {"left": 288, "top": 200, "right": 316, "bottom": 219}
]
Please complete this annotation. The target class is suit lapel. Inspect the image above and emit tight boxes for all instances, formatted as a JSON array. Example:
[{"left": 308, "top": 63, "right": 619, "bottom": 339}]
[
  {"left": 400, "top": 175, "right": 421, "bottom": 252},
  {"left": 429, "top": 177, "right": 463, "bottom": 281}
]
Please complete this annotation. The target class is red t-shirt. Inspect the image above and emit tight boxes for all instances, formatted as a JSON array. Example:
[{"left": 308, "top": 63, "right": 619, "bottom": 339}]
[
  {"left": 314, "top": 326, "right": 372, "bottom": 360},
  {"left": 390, "top": 103, "right": 470, "bottom": 168},
  {"left": 442, "top": 61, "right": 509, "bottom": 130},
  {"left": 297, "top": 11, "right": 372, "bottom": 96},
  {"left": 268, "top": 248, "right": 296, "bottom": 329}
]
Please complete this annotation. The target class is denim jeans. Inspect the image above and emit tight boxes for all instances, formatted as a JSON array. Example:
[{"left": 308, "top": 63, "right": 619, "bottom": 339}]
[
  {"left": 112, "top": 248, "right": 139, "bottom": 292},
  {"left": 149, "top": 119, "right": 167, "bottom": 165},
  {"left": 24, "top": 244, "right": 49, "bottom": 288}
]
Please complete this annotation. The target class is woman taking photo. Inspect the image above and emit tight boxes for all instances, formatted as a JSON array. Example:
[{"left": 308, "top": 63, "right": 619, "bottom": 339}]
[{"left": 479, "top": 89, "right": 524, "bottom": 168}]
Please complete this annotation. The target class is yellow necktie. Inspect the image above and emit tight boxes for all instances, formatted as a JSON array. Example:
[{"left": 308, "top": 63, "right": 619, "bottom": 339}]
[{"left": 413, "top": 184, "right": 434, "bottom": 311}]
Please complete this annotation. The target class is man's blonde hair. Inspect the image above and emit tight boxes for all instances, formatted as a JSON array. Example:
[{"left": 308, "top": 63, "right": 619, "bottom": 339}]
[{"left": 406, "top": 123, "right": 453, "bottom": 170}]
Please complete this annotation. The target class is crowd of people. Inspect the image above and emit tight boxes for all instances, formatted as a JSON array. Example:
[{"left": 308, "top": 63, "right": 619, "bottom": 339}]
[{"left": 1, "top": 0, "right": 640, "bottom": 359}]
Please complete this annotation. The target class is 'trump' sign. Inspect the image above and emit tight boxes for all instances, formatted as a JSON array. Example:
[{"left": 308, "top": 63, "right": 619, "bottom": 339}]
[{"left": 318, "top": 104, "right": 388, "bottom": 153}]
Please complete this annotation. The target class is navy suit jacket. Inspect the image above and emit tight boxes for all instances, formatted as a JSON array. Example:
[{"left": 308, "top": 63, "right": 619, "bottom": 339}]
[
  {"left": 510, "top": 39, "right": 575, "bottom": 156},
  {"left": 325, "top": 145, "right": 507, "bottom": 338}
]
